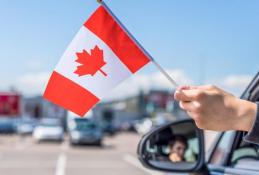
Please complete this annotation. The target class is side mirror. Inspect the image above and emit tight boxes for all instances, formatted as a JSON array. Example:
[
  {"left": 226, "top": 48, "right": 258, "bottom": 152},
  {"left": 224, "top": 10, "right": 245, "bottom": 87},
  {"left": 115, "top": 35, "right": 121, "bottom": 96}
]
[{"left": 137, "top": 119, "right": 205, "bottom": 173}]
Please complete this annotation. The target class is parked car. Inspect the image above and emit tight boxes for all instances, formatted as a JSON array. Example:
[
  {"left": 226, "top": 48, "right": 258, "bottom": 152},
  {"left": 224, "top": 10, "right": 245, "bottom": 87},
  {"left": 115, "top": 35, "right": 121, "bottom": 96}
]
[
  {"left": 33, "top": 118, "right": 64, "bottom": 142},
  {"left": 101, "top": 121, "right": 116, "bottom": 135},
  {"left": 16, "top": 117, "right": 36, "bottom": 135},
  {"left": 120, "top": 120, "right": 136, "bottom": 132},
  {"left": 0, "top": 117, "right": 17, "bottom": 133},
  {"left": 101, "top": 109, "right": 116, "bottom": 135},
  {"left": 68, "top": 116, "right": 103, "bottom": 146},
  {"left": 138, "top": 72, "right": 259, "bottom": 175},
  {"left": 134, "top": 118, "right": 153, "bottom": 135}
]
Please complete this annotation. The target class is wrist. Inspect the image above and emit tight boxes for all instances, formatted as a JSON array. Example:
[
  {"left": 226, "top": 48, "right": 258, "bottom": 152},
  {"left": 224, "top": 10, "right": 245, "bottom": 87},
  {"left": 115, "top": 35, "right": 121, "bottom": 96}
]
[{"left": 235, "top": 99, "right": 257, "bottom": 132}]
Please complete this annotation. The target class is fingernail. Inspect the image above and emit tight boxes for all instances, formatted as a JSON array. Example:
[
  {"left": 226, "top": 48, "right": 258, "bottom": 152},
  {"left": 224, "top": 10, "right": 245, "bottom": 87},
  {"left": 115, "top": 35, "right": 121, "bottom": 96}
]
[
  {"left": 180, "top": 85, "right": 190, "bottom": 90},
  {"left": 174, "top": 90, "right": 180, "bottom": 100}
]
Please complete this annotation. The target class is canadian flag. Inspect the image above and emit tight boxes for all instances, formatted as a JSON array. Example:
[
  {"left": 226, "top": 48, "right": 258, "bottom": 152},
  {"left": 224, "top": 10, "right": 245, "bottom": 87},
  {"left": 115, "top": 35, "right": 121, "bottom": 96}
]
[{"left": 44, "top": 5, "right": 150, "bottom": 116}]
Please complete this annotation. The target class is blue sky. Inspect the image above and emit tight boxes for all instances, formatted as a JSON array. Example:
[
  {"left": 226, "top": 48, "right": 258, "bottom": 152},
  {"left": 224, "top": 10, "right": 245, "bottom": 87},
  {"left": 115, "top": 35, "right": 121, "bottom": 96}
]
[{"left": 0, "top": 0, "right": 258, "bottom": 96}]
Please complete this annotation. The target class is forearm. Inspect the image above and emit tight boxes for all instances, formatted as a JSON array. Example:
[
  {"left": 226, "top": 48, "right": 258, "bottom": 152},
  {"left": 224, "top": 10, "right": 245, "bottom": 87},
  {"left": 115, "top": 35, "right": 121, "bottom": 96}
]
[
  {"left": 243, "top": 102, "right": 259, "bottom": 144},
  {"left": 174, "top": 85, "right": 259, "bottom": 135},
  {"left": 234, "top": 99, "right": 257, "bottom": 132}
]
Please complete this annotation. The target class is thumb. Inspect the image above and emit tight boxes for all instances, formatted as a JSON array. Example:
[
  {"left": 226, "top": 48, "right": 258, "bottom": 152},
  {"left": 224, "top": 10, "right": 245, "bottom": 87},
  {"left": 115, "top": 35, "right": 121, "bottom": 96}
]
[{"left": 174, "top": 89, "right": 201, "bottom": 101}]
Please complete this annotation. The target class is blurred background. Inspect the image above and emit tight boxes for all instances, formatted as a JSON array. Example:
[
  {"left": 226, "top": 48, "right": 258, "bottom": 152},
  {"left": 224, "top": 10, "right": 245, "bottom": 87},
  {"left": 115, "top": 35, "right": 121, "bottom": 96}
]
[{"left": 0, "top": 0, "right": 258, "bottom": 175}]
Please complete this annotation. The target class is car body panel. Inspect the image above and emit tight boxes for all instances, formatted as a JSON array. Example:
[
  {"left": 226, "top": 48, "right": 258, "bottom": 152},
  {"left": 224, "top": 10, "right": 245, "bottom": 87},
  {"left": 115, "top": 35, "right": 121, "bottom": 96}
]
[
  {"left": 33, "top": 118, "right": 64, "bottom": 142},
  {"left": 67, "top": 115, "right": 103, "bottom": 145}
]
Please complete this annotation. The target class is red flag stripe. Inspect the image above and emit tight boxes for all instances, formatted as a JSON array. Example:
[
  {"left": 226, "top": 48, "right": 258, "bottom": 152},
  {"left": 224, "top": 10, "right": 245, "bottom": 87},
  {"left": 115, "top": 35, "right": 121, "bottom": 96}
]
[
  {"left": 43, "top": 71, "right": 99, "bottom": 116},
  {"left": 84, "top": 6, "right": 150, "bottom": 73}
]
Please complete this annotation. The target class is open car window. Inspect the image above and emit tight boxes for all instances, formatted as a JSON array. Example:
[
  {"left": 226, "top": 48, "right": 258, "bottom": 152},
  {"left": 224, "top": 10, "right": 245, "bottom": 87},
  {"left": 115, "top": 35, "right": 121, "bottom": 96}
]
[
  {"left": 209, "top": 131, "right": 236, "bottom": 165},
  {"left": 228, "top": 72, "right": 259, "bottom": 170},
  {"left": 230, "top": 133, "right": 259, "bottom": 171},
  {"left": 208, "top": 72, "right": 259, "bottom": 168}
]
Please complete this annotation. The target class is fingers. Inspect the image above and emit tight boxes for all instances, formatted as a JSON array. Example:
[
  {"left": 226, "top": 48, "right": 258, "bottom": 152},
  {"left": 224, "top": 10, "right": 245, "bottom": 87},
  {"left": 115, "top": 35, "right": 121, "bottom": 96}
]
[
  {"left": 174, "top": 86, "right": 195, "bottom": 101},
  {"left": 179, "top": 101, "right": 194, "bottom": 111},
  {"left": 179, "top": 101, "right": 201, "bottom": 113},
  {"left": 169, "top": 153, "right": 182, "bottom": 162},
  {"left": 174, "top": 89, "right": 204, "bottom": 102},
  {"left": 180, "top": 102, "right": 201, "bottom": 122},
  {"left": 174, "top": 85, "right": 211, "bottom": 102},
  {"left": 174, "top": 90, "right": 189, "bottom": 101},
  {"left": 178, "top": 85, "right": 198, "bottom": 91},
  {"left": 176, "top": 84, "right": 217, "bottom": 94},
  {"left": 174, "top": 85, "right": 219, "bottom": 117}
]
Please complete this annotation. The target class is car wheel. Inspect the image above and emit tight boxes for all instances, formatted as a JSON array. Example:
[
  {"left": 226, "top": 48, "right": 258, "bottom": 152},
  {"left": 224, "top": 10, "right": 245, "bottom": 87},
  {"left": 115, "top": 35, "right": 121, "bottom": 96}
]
[
  {"left": 96, "top": 140, "right": 102, "bottom": 146},
  {"left": 69, "top": 140, "right": 76, "bottom": 146}
]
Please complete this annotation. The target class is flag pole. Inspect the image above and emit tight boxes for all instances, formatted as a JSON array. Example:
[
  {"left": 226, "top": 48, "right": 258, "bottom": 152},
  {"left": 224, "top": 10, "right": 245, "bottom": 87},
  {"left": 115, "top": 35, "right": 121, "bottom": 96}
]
[{"left": 97, "top": 0, "right": 179, "bottom": 88}]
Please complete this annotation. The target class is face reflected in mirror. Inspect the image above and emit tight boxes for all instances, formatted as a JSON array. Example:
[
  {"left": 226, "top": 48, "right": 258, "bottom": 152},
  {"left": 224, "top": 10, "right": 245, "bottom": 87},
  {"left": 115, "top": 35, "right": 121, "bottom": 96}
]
[
  {"left": 168, "top": 135, "right": 188, "bottom": 162},
  {"left": 144, "top": 122, "right": 199, "bottom": 167}
]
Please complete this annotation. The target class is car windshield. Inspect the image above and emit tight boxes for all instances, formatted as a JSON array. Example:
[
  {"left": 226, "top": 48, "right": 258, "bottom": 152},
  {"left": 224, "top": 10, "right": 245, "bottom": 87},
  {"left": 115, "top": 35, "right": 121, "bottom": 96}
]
[
  {"left": 39, "top": 119, "right": 61, "bottom": 127},
  {"left": 75, "top": 119, "right": 96, "bottom": 130},
  {"left": 21, "top": 119, "right": 35, "bottom": 124}
]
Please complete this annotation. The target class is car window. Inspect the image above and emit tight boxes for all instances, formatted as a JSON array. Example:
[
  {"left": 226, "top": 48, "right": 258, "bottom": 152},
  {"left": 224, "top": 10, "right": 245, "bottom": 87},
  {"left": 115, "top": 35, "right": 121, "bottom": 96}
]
[
  {"left": 209, "top": 131, "right": 236, "bottom": 165},
  {"left": 230, "top": 138, "right": 259, "bottom": 171},
  {"left": 231, "top": 147, "right": 259, "bottom": 162},
  {"left": 76, "top": 121, "right": 96, "bottom": 130},
  {"left": 223, "top": 74, "right": 259, "bottom": 171}
]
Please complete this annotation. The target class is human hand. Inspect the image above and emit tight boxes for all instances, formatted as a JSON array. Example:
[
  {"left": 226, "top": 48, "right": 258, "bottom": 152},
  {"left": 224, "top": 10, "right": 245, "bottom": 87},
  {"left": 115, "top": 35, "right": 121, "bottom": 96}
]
[
  {"left": 169, "top": 152, "right": 183, "bottom": 162},
  {"left": 174, "top": 85, "right": 256, "bottom": 132}
]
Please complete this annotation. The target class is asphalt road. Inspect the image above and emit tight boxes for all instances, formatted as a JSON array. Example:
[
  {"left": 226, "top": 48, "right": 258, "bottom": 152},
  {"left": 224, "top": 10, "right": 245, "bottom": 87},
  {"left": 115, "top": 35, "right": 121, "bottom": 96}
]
[{"left": 0, "top": 133, "right": 163, "bottom": 175}]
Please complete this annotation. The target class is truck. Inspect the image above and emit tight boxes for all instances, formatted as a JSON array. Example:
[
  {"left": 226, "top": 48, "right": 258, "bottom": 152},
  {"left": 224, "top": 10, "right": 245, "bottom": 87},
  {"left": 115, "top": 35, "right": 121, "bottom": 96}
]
[
  {"left": 0, "top": 92, "right": 21, "bottom": 116},
  {"left": 0, "top": 92, "right": 21, "bottom": 133}
]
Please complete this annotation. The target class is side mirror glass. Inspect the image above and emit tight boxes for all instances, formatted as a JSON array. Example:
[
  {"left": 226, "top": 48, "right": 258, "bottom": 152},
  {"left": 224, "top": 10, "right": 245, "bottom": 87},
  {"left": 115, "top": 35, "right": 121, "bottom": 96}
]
[{"left": 137, "top": 119, "right": 205, "bottom": 172}]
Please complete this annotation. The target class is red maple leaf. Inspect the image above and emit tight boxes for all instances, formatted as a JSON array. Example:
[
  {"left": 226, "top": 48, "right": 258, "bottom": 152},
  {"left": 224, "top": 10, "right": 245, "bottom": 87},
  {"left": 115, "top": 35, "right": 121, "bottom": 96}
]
[{"left": 74, "top": 45, "right": 107, "bottom": 77}]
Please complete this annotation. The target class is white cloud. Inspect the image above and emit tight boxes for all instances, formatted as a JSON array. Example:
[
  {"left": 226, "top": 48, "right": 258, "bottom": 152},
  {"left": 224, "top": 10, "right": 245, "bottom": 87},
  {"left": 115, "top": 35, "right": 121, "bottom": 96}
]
[
  {"left": 15, "top": 72, "right": 51, "bottom": 96},
  {"left": 223, "top": 75, "right": 252, "bottom": 88},
  {"left": 25, "top": 60, "right": 46, "bottom": 71},
  {"left": 104, "top": 69, "right": 192, "bottom": 101},
  {"left": 151, "top": 69, "right": 192, "bottom": 89},
  {"left": 210, "top": 74, "right": 253, "bottom": 96}
]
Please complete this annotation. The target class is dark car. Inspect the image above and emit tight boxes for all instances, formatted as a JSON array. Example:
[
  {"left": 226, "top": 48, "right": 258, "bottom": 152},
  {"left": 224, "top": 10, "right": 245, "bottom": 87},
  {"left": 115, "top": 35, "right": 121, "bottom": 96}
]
[
  {"left": 0, "top": 117, "right": 17, "bottom": 133},
  {"left": 68, "top": 117, "right": 103, "bottom": 146},
  {"left": 101, "top": 109, "right": 116, "bottom": 136},
  {"left": 101, "top": 121, "right": 116, "bottom": 135},
  {"left": 138, "top": 72, "right": 259, "bottom": 175}
]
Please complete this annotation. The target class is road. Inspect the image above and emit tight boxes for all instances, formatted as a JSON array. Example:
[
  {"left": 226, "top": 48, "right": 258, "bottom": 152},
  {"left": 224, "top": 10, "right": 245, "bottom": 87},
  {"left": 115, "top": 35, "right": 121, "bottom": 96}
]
[{"left": 0, "top": 133, "right": 163, "bottom": 175}]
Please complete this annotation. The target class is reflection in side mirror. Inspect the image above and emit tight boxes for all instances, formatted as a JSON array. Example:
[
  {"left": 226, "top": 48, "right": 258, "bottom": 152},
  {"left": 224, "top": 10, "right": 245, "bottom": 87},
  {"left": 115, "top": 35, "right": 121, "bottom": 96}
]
[{"left": 137, "top": 119, "right": 205, "bottom": 172}]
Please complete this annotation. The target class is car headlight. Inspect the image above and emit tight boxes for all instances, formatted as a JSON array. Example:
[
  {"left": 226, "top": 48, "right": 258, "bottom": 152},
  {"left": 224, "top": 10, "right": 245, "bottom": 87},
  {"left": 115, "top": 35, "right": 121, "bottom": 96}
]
[
  {"left": 33, "top": 129, "right": 43, "bottom": 138},
  {"left": 71, "top": 131, "right": 80, "bottom": 139},
  {"left": 55, "top": 128, "right": 63, "bottom": 135}
]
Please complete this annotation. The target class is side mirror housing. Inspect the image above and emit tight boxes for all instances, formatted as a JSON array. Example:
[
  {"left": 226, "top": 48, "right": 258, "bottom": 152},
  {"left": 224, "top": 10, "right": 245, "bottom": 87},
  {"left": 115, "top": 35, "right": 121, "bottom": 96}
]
[{"left": 137, "top": 119, "right": 205, "bottom": 173}]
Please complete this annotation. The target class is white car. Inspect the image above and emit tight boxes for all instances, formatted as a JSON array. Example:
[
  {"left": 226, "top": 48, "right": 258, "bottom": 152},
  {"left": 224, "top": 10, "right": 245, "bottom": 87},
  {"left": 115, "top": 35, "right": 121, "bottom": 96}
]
[
  {"left": 16, "top": 117, "right": 36, "bottom": 135},
  {"left": 134, "top": 118, "right": 153, "bottom": 135},
  {"left": 33, "top": 118, "right": 64, "bottom": 142}
]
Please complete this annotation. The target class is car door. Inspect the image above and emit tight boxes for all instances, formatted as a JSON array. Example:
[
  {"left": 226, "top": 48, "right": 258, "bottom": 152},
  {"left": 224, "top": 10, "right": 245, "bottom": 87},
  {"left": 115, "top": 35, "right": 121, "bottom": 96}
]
[{"left": 207, "top": 72, "right": 259, "bottom": 175}]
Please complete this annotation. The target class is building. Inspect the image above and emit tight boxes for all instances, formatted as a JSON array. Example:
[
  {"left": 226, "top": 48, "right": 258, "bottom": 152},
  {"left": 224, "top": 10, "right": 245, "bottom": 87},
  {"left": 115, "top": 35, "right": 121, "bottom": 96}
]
[{"left": 23, "top": 96, "right": 67, "bottom": 121}]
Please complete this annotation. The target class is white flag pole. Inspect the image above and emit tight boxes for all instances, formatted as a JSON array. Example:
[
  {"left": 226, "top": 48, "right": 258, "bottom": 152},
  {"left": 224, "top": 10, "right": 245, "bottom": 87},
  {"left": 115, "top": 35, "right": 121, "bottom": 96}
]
[{"left": 97, "top": 0, "right": 179, "bottom": 88}]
